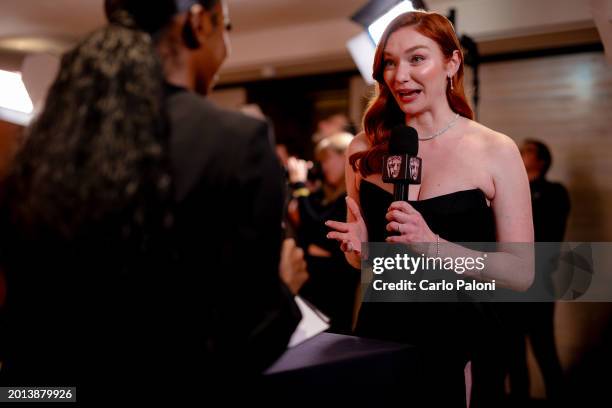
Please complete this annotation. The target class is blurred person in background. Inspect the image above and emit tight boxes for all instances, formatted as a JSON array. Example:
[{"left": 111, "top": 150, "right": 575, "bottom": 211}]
[
  {"left": 0, "top": 0, "right": 306, "bottom": 402},
  {"left": 311, "top": 113, "right": 355, "bottom": 144},
  {"left": 287, "top": 132, "right": 359, "bottom": 333},
  {"left": 505, "top": 139, "right": 570, "bottom": 405},
  {"left": 521, "top": 139, "right": 570, "bottom": 243}
]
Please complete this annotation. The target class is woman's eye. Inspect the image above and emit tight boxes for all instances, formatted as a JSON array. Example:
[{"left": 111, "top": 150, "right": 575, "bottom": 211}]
[
  {"left": 411, "top": 55, "right": 425, "bottom": 63},
  {"left": 384, "top": 59, "right": 396, "bottom": 68}
]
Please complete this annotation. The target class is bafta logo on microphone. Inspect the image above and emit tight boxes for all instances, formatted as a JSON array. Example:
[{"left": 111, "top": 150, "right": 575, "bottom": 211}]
[
  {"left": 409, "top": 157, "right": 420, "bottom": 182},
  {"left": 386, "top": 155, "right": 402, "bottom": 179}
]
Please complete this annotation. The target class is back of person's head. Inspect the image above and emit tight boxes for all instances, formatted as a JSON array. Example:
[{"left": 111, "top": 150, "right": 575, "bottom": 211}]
[
  {"left": 104, "top": 0, "right": 221, "bottom": 34},
  {"left": 0, "top": 2, "right": 231, "bottom": 391},
  {"left": 4, "top": 0, "right": 208, "bottom": 254}
]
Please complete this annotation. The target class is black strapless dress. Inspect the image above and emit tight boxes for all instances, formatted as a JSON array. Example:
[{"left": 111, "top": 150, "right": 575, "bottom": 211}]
[{"left": 355, "top": 179, "right": 508, "bottom": 407}]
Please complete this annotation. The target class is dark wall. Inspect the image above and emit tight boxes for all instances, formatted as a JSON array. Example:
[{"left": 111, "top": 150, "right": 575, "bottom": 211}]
[{"left": 219, "top": 70, "right": 358, "bottom": 159}]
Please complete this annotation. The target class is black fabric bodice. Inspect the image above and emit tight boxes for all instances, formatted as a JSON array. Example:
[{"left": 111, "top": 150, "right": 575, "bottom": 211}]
[
  {"left": 359, "top": 179, "right": 496, "bottom": 243},
  {"left": 355, "top": 179, "right": 503, "bottom": 357}
]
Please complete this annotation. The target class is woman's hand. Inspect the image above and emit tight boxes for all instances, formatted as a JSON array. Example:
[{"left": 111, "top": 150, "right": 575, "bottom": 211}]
[
  {"left": 385, "top": 201, "right": 437, "bottom": 254},
  {"left": 286, "top": 157, "right": 309, "bottom": 184},
  {"left": 325, "top": 196, "right": 368, "bottom": 268}
]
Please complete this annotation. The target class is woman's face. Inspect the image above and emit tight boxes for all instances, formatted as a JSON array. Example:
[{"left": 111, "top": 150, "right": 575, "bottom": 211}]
[
  {"left": 382, "top": 26, "right": 453, "bottom": 116},
  {"left": 320, "top": 149, "right": 345, "bottom": 187}
]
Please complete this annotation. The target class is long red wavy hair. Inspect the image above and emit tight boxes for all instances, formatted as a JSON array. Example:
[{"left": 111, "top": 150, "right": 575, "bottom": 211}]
[{"left": 350, "top": 11, "right": 474, "bottom": 177}]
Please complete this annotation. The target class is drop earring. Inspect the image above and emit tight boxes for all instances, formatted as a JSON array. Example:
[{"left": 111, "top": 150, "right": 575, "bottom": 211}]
[{"left": 448, "top": 74, "right": 454, "bottom": 91}]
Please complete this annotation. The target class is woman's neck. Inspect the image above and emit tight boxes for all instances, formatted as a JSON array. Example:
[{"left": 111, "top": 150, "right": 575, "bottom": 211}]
[{"left": 405, "top": 103, "right": 457, "bottom": 139}]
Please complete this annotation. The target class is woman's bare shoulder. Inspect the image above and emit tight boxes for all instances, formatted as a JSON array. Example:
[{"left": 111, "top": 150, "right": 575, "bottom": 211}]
[
  {"left": 462, "top": 120, "right": 524, "bottom": 189},
  {"left": 464, "top": 120, "right": 520, "bottom": 160},
  {"left": 348, "top": 131, "right": 370, "bottom": 154}
]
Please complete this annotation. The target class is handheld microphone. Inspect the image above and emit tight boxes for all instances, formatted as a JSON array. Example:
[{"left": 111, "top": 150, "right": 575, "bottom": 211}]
[{"left": 382, "top": 125, "right": 422, "bottom": 202}]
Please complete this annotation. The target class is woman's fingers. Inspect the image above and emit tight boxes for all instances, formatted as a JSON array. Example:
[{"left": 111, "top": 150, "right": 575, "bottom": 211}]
[
  {"left": 388, "top": 200, "right": 417, "bottom": 214},
  {"left": 386, "top": 212, "right": 419, "bottom": 227},
  {"left": 327, "top": 221, "right": 359, "bottom": 252},
  {"left": 325, "top": 219, "right": 350, "bottom": 233},
  {"left": 341, "top": 240, "right": 361, "bottom": 254},
  {"left": 385, "top": 209, "right": 415, "bottom": 223},
  {"left": 327, "top": 231, "right": 349, "bottom": 242},
  {"left": 327, "top": 200, "right": 364, "bottom": 252},
  {"left": 386, "top": 221, "right": 401, "bottom": 233},
  {"left": 386, "top": 219, "right": 419, "bottom": 234},
  {"left": 346, "top": 196, "right": 363, "bottom": 223}
]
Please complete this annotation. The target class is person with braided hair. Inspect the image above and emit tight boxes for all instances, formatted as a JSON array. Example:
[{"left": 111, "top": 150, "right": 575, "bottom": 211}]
[{"left": 0, "top": 0, "right": 305, "bottom": 401}]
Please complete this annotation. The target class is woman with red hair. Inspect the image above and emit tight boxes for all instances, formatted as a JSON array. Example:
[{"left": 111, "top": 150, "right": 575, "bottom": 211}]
[{"left": 327, "top": 11, "right": 534, "bottom": 406}]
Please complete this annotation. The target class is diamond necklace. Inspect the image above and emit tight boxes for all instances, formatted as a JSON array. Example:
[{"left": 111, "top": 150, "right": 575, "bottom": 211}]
[{"left": 418, "top": 113, "right": 460, "bottom": 141}]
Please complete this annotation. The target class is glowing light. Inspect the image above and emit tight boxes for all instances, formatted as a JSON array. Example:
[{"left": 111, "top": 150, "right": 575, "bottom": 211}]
[
  {"left": 368, "top": 1, "right": 415, "bottom": 45},
  {"left": 0, "top": 69, "right": 33, "bottom": 114}
]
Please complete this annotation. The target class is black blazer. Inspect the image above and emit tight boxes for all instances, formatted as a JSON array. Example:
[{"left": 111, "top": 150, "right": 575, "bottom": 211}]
[
  {"left": 166, "top": 84, "right": 301, "bottom": 377},
  {"left": 0, "top": 86, "right": 300, "bottom": 400}
]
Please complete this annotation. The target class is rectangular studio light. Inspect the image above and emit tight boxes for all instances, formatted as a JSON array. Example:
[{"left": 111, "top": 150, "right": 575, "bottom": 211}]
[
  {"left": 0, "top": 69, "right": 33, "bottom": 114},
  {"left": 348, "top": 0, "right": 426, "bottom": 84},
  {"left": 368, "top": 1, "right": 415, "bottom": 45},
  {"left": 0, "top": 69, "right": 34, "bottom": 126},
  {"left": 347, "top": 31, "right": 377, "bottom": 85}
]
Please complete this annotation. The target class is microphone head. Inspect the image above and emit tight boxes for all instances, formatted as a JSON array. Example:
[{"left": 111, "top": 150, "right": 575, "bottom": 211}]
[{"left": 389, "top": 125, "right": 418, "bottom": 156}]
